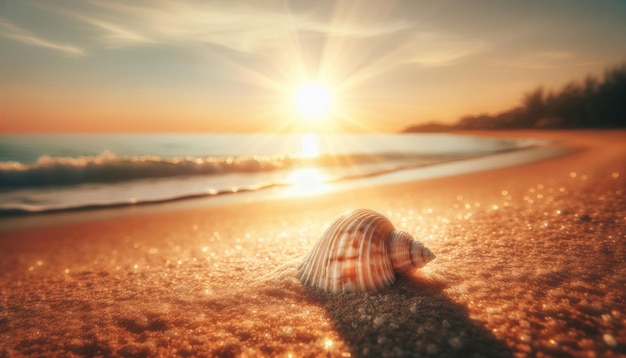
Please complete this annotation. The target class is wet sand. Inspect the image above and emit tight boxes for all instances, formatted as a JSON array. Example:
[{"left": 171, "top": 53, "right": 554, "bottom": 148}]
[{"left": 1, "top": 130, "right": 624, "bottom": 357}]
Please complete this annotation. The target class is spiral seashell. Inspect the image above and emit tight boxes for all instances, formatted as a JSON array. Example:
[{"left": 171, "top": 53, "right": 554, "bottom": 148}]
[{"left": 297, "top": 209, "right": 436, "bottom": 293}]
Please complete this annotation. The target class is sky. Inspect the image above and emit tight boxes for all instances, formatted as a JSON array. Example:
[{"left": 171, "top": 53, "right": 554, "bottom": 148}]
[{"left": 1, "top": 0, "right": 625, "bottom": 133}]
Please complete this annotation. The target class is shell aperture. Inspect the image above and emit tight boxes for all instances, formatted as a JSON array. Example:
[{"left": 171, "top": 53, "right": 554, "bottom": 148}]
[{"left": 297, "top": 209, "right": 436, "bottom": 293}]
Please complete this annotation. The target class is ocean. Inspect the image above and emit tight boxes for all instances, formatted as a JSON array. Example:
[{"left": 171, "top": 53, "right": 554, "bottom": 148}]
[{"left": 0, "top": 133, "right": 549, "bottom": 215}]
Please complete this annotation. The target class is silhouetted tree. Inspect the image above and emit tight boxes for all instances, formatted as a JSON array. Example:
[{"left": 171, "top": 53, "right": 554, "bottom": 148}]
[
  {"left": 403, "top": 63, "right": 626, "bottom": 132},
  {"left": 593, "top": 64, "right": 626, "bottom": 127},
  {"left": 521, "top": 86, "right": 545, "bottom": 127},
  {"left": 470, "top": 63, "right": 625, "bottom": 130}
]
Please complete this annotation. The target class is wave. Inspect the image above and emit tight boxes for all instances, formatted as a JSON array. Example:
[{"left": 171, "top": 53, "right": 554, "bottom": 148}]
[
  {"left": 0, "top": 183, "right": 281, "bottom": 216},
  {"left": 0, "top": 141, "right": 542, "bottom": 216},
  {"left": 0, "top": 150, "right": 467, "bottom": 190},
  {"left": 0, "top": 153, "right": 483, "bottom": 216}
]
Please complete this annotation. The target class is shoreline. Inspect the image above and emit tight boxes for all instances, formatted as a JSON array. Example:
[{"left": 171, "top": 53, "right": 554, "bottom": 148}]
[
  {"left": 0, "top": 131, "right": 561, "bottom": 232},
  {"left": 1, "top": 130, "right": 624, "bottom": 357}
]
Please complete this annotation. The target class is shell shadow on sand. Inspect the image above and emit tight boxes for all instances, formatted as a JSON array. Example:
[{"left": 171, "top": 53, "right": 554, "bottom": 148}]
[{"left": 303, "top": 274, "right": 513, "bottom": 357}]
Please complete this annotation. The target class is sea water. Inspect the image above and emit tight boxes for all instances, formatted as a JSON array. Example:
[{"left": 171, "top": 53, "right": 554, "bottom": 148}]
[{"left": 0, "top": 133, "right": 545, "bottom": 215}]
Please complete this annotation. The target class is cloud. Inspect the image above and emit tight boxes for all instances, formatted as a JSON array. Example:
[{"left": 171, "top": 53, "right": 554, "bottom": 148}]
[
  {"left": 29, "top": 2, "right": 154, "bottom": 48},
  {"left": 0, "top": 17, "right": 85, "bottom": 56},
  {"left": 40, "top": 1, "right": 410, "bottom": 53},
  {"left": 405, "top": 32, "right": 486, "bottom": 67},
  {"left": 72, "top": 15, "right": 155, "bottom": 48}
]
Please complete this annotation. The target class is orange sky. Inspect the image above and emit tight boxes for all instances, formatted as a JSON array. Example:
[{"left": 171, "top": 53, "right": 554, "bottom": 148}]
[{"left": 1, "top": 0, "right": 625, "bottom": 133}]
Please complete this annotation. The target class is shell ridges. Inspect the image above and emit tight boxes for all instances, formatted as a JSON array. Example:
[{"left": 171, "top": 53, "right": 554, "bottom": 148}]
[{"left": 297, "top": 209, "right": 436, "bottom": 293}]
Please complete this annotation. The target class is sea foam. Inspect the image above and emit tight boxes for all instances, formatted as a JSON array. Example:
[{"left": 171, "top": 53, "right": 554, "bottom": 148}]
[{"left": 0, "top": 150, "right": 460, "bottom": 190}]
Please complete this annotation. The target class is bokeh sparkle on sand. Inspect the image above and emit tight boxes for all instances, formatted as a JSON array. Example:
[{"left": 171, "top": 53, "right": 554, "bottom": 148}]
[{"left": 0, "top": 131, "right": 624, "bottom": 357}]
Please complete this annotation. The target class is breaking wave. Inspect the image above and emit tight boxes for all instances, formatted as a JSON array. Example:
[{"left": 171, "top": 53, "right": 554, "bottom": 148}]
[
  {"left": 0, "top": 150, "right": 465, "bottom": 190},
  {"left": 0, "top": 134, "right": 548, "bottom": 216}
]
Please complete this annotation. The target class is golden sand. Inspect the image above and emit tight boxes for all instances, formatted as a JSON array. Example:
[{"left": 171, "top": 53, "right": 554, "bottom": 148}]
[{"left": 1, "top": 130, "right": 624, "bottom": 357}]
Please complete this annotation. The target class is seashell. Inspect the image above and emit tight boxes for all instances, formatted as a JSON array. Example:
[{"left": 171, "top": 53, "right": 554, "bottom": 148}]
[{"left": 297, "top": 209, "right": 436, "bottom": 293}]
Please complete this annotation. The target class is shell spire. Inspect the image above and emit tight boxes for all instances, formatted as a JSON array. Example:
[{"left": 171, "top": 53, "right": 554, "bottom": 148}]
[{"left": 297, "top": 209, "right": 436, "bottom": 293}]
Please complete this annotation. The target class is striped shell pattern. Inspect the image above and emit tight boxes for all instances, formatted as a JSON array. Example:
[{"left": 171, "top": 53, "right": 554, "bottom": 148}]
[{"left": 297, "top": 209, "right": 436, "bottom": 293}]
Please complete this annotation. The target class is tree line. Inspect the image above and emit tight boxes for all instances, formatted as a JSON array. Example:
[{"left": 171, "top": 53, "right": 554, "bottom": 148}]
[{"left": 404, "top": 63, "right": 626, "bottom": 132}]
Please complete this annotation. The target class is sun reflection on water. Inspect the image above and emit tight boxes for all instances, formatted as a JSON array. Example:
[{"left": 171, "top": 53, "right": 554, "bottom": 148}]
[
  {"left": 284, "top": 133, "right": 330, "bottom": 196},
  {"left": 288, "top": 167, "right": 326, "bottom": 186},
  {"left": 300, "top": 132, "right": 320, "bottom": 158}
]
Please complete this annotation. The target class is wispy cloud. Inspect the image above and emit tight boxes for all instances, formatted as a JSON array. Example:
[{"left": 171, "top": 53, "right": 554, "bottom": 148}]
[
  {"left": 72, "top": 15, "right": 155, "bottom": 48},
  {"left": 39, "top": 1, "right": 410, "bottom": 53},
  {"left": 0, "top": 17, "right": 85, "bottom": 56},
  {"left": 30, "top": 2, "right": 154, "bottom": 48},
  {"left": 405, "top": 32, "right": 486, "bottom": 67}
]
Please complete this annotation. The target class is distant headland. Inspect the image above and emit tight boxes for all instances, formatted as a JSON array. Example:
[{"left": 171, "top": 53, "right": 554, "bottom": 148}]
[{"left": 403, "top": 63, "right": 626, "bottom": 132}]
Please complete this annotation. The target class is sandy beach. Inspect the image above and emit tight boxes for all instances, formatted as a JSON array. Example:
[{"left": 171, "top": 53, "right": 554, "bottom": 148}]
[{"left": 0, "top": 130, "right": 624, "bottom": 357}]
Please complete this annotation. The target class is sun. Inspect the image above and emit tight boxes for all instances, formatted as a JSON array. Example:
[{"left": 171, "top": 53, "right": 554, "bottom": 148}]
[{"left": 293, "top": 83, "right": 333, "bottom": 119}]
